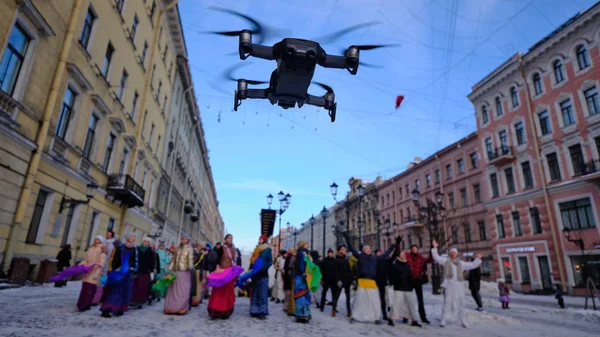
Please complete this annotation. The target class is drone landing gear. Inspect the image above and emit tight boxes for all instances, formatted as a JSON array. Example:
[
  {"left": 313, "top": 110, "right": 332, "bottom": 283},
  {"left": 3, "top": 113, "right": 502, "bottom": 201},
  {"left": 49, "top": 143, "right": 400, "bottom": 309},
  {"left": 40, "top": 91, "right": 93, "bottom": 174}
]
[
  {"left": 234, "top": 90, "right": 241, "bottom": 111},
  {"left": 328, "top": 103, "right": 337, "bottom": 123}
]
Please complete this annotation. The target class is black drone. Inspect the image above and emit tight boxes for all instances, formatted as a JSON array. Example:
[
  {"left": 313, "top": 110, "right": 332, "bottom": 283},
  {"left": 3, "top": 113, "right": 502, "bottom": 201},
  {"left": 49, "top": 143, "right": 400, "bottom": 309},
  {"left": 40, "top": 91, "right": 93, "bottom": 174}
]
[{"left": 207, "top": 7, "right": 396, "bottom": 123}]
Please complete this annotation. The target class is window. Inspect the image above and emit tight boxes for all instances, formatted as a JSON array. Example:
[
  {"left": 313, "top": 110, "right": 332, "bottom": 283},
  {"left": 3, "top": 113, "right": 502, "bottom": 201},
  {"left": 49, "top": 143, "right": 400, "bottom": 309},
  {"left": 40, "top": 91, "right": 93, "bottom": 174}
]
[
  {"left": 79, "top": 7, "right": 96, "bottom": 49},
  {"left": 496, "top": 214, "right": 505, "bottom": 238},
  {"left": 495, "top": 97, "right": 503, "bottom": 116},
  {"left": 538, "top": 110, "right": 551, "bottom": 135},
  {"left": 82, "top": 114, "right": 98, "bottom": 159},
  {"left": 157, "top": 80, "right": 162, "bottom": 98},
  {"left": 448, "top": 192, "right": 454, "bottom": 209},
  {"left": 485, "top": 138, "right": 493, "bottom": 160},
  {"left": 518, "top": 257, "right": 531, "bottom": 283},
  {"left": 102, "top": 133, "right": 116, "bottom": 172},
  {"left": 560, "top": 198, "right": 596, "bottom": 230},
  {"left": 460, "top": 188, "right": 467, "bottom": 206},
  {"left": 522, "top": 161, "right": 533, "bottom": 189},
  {"left": 569, "top": 144, "right": 585, "bottom": 176},
  {"left": 168, "top": 62, "right": 173, "bottom": 79},
  {"left": 511, "top": 87, "right": 519, "bottom": 107},
  {"left": 530, "top": 207, "right": 542, "bottom": 234},
  {"left": 584, "top": 86, "right": 600, "bottom": 116},
  {"left": 481, "top": 105, "right": 489, "bottom": 124},
  {"left": 86, "top": 211, "right": 99, "bottom": 247},
  {"left": 156, "top": 135, "right": 161, "bottom": 153},
  {"left": 142, "top": 170, "right": 148, "bottom": 188},
  {"left": 141, "top": 41, "right": 149, "bottom": 68},
  {"left": 560, "top": 99, "right": 575, "bottom": 126},
  {"left": 149, "top": 1, "right": 157, "bottom": 21},
  {"left": 118, "top": 69, "right": 128, "bottom": 101},
  {"left": 386, "top": 194, "right": 390, "bottom": 205},
  {"left": 553, "top": 60, "right": 565, "bottom": 83},
  {"left": 131, "top": 90, "right": 139, "bottom": 118},
  {"left": 405, "top": 184, "right": 409, "bottom": 197},
  {"left": 576, "top": 45, "right": 590, "bottom": 70},
  {"left": 415, "top": 179, "right": 420, "bottom": 192},
  {"left": 435, "top": 170, "right": 440, "bottom": 183},
  {"left": 61, "top": 204, "right": 75, "bottom": 247},
  {"left": 130, "top": 14, "right": 139, "bottom": 42},
  {"left": 56, "top": 87, "right": 77, "bottom": 139},
  {"left": 142, "top": 110, "right": 148, "bottom": 135},
  {"left": 464, "top": 224, "right": 471, "bottom": 243},
  {"left": 457, "top": 159, "right": 465, "bottom": 174},
  {"left": 101, "top": 42, "right": 114, "bottom": 79},
  {"left": 162, "top": 95, "right": 167, "bottom": 114},
  {"left": 499, "top": 130, "right": 508, "bottom": 149},
  {"left": 473, "top": 184, "right": 481, "bottom": 203},
  {"left": 547, "top": 152, "right": 561, "bottom": 181},
  {"left": 533, "top": 73, "right": 543, "bottom": 95},
  {"left": 446, "top": 164, "right": 452, "bottom": 179},
  {"left": 478, "top": 221, "right": 486, "bottom": 241},
  {"left": 570, "top": 255, "right": 600, "bottom": 287},
  {"left": 452, "top": 229, "right": 458, "bottom": 244},
  {"left": 116, "top": 0, "right": 125, "bottom": 13},
  {"left": 505, "top": 168, "right": 515, "bottom": 194},
  {"left": 490, "top": 173, "right": 499, "bottom": 198},
  {"left": 398, "top": 188, "right": 402, "bottom": 200},
  {"left": 150, "top": 64, "right": 156, "bottom": 89},
  {"left": 26, "top": 189, "right": 48, "bottom": 243},
  {"left": 163, "top": 45, "right": 169, "bottom": 62},
  {"left": 107, "top": 218, "right": 115, "bottom": 232},
  {"left": 470, "top": 153, "right": 478, "bottom": 169},
  {"left": 0, "top": 23, "right": 30, "bottom": 95},
  {"left": 426, "top": 174, "right": 431, "bottom": 187},
  {"left": 149, "top": 123, "right": 155, "bottom": 145},
  {"left": 512, "top": 211, "right": 523, "bottom": 236},
  {"left": 118, "top": 148, "right": 128, "bottom": 175},
  {"left": 515, "top": 121, "right": 525, "bottom": 145},
  {"left": 418, "top": 236, "right": 423, "bottom": 248}
]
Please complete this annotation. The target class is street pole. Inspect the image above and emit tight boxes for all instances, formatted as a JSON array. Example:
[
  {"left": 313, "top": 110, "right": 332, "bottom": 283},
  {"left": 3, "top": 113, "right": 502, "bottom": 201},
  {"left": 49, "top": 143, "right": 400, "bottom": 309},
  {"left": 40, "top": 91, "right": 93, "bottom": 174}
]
[
  {"left": 322, "top": 213, "right": 327, "bottom": 258},
  {"left": 376, "top": 217, "right": 381, "bottom": 250},
  {"left": 278, "top": 209, "right": 282, "bottom": 253},
  {"left": 358, "top": 198, "right": 363, "bottom": 249}
]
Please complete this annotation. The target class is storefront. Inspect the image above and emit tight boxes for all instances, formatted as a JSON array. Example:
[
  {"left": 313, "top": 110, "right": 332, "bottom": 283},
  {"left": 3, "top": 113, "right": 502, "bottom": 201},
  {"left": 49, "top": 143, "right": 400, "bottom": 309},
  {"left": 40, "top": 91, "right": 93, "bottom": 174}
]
[{"left": 496, "top": 241, "right": 554, "bottom": 293}]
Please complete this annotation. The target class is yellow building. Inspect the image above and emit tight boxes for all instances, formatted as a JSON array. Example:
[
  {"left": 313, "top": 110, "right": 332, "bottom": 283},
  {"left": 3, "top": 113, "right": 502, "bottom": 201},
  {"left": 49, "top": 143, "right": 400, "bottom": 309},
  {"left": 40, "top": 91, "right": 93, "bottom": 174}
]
[{"left": 0, "top": 0, "right": 218, "bottom": 282}]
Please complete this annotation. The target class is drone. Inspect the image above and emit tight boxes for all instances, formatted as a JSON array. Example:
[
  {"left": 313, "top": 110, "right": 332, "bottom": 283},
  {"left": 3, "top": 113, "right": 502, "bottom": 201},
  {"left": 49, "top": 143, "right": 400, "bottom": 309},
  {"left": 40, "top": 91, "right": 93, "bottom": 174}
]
[{"left": 207, "top": 7, "right": 396, "bottom": 123}]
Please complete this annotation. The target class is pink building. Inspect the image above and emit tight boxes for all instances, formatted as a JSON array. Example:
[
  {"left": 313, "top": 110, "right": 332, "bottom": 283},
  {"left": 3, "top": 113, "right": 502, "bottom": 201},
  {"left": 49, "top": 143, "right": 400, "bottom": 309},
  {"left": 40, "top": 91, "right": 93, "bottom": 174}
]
[
  {"left": 378, "top": 132, "right": 493, "bottom": 281},
  {"left": 468, "top": 3, "right": 600, "bottom": 294}
]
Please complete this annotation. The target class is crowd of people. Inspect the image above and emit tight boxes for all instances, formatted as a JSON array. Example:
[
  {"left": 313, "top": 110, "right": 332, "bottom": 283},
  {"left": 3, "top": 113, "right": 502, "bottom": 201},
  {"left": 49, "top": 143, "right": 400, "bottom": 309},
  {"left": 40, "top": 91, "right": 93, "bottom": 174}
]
[{"left": 58, "top": 230, "right": 495, "bottom": 329}]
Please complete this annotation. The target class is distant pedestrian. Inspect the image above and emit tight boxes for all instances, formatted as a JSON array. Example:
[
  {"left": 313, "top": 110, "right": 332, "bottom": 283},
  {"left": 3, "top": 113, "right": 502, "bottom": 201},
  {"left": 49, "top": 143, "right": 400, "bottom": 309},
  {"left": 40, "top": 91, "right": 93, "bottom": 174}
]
[
  {"left": 498, "top": 279, "right": 511, "bottom": 309},
  {"left": 319, "top": 248, "right": 340, "bottom": 316},
  {"left": 55, "top": 244, "right": 72, "bottom": 288},
  {"left": 554, "top": 284, "right": 565, "bottom": 309},
  {"left": 404, "top": 244, "right": 433, "bottom": 324},
  {"left": 468, "top": 257, "right": 483, "bottom": 311}
]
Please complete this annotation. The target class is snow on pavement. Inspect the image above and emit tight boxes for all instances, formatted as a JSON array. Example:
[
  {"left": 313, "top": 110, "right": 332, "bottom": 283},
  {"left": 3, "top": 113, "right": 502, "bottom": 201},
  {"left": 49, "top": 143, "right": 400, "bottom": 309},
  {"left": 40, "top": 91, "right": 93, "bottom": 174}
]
[{"left": 0, "top": 281, "right": 598, "bottom": 337}]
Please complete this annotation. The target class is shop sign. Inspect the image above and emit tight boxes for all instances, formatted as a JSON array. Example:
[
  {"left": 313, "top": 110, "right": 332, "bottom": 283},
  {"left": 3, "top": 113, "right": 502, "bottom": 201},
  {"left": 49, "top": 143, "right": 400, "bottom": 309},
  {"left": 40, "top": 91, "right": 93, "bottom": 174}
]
[{"left": 506, "top": 247, "right": 535, "bottom": 253}]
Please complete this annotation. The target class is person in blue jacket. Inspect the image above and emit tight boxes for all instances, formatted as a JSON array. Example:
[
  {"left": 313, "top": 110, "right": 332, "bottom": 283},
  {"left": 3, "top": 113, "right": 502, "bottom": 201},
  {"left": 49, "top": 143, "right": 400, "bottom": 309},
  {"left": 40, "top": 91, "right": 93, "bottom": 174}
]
[{"left": 249, "top": 235, "right": 273, "bottom": 319}]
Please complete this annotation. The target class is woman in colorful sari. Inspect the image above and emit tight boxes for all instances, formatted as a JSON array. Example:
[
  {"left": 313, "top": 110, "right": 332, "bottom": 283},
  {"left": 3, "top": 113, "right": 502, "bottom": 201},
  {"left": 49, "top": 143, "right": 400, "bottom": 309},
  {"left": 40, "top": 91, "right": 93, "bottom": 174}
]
[
  {"left": 154, "top": 242, "right": 171, "bottom": 300},
  {"left": 100, "top": 232, "right": 139, "bottom": 318},
  {"left": 164, "top": 235, "right": 194, "bottom": 315},
  {"left": 130, "top": 237, "right": 155, "bottom": 309},
  {"left": 93, "top": 231, "right": 117, "bottom": 305},
  {"left": 249, "top": 235, "right": 273, "bottom": 319},
  {"left": 294, "top": 241, "right": 312, "bottom": 323},
  {"left": 208, "top": 234, "right": 238, "bottom": 319},
  {"left": 77, "top": 235, "right": 107, "bottom": 311},
  {"left": 283, "top": 248, "right": 296, "bottom": 315}
]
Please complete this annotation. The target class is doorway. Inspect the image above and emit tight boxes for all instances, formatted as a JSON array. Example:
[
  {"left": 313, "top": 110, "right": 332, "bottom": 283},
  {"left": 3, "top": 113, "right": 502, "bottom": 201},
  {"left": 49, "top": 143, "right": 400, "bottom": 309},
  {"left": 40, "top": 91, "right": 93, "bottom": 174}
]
[{"left": 538, "top": 256, "right": 552, "bottom": 290}]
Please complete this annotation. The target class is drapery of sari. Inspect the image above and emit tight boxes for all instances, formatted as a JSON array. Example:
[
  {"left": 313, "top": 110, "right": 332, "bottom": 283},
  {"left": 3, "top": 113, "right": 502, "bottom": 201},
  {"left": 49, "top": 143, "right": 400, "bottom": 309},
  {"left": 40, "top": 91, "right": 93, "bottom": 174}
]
[{"left": 294, "top": 249, "right": 312, "bottom": 321}]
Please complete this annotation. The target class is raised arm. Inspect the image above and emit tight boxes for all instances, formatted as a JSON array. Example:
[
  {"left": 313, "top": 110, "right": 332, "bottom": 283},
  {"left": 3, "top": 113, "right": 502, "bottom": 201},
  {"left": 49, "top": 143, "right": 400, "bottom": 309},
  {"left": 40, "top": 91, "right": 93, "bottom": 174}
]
[
  {"left": 345, "top": 235, "right": 360, "bottom": 258},
  {"left": 377, "top": 245, "right": 395, "bottom": 261},
  {"left": 460, "top": 253, "right": 483, "bottom": 271}
]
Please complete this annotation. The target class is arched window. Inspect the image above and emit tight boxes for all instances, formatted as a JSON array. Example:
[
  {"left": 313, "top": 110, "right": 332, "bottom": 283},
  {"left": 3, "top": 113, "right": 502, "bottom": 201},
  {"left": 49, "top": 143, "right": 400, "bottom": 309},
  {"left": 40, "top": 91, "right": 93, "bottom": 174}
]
[
  {"left": 495, "top": 97, "right": 503, "bottom": 116},
  {"left": 576, "top": 45, "right": 590, "bottom": 70},
  {"left": 553, "top": 60, "right": 564, "bottom": 83},
  {"left": 481, "top": 105, "right": 489, "bottom": 124},
  {"left": 510, "top": 87, "right": 519, "bottom": 107},
  {"left": 533, "top": 73, "right": 543, "bottom": 95}
]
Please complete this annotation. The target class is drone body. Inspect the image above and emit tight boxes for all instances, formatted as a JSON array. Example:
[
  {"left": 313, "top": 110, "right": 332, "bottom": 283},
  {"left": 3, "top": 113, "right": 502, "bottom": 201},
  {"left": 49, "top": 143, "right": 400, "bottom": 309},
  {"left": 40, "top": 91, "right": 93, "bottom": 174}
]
[{"left": 210, "top": 8, "right": 394, "bottom": 123}]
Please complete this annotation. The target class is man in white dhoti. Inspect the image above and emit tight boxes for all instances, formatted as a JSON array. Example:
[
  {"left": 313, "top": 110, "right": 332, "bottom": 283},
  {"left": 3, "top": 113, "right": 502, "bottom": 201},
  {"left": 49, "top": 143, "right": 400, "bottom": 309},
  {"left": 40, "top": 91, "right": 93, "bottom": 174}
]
[
  {"left": 272, "top": 250, "right": 286, "bottom": 303},
  {"left": 431, "top": 240, "right": 482, "bottom": 328}
]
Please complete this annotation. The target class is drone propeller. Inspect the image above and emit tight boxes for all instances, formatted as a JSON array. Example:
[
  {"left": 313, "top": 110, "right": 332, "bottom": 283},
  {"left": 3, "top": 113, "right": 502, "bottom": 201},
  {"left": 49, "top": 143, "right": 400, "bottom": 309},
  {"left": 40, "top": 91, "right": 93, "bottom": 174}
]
[
  {"left": 345, "top": 44, "right": 400, "bottom": 53},
  {"left": 222, "top": 63, "right": 268, "bottom": 85},
  {"left": 316, "top": 21, "right": 382, "bottom": 45},
  {"left": 359, "top": 61, "right": 384, "bottom": 69},
  {"left": 204, "top": 7, "right": 289, "bottom": 45},
  {"left": 312, "top": 81, "right": 334, "bottom": 94}
]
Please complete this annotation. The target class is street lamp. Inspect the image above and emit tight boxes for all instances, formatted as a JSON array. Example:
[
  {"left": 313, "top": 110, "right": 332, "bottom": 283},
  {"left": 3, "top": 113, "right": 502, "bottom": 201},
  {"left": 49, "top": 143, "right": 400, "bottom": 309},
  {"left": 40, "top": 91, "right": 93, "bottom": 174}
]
[
  {"left": 384, "top": 217, "right": 393, "bottom": 249},
  {"left": 321, "top": 206, "right": 329, "bottom": 257},
  {"left": 330, "top": 182, "right": 339, "bottom": 199},
  {"left": 293, "top": 228, "right": 298, "bottom": 247},
  {"left": 330, "top": 181, "right": 351, "bottom": 245},
  {"left": 563, "top": 228, "right": 585, "bottom": 257},
  {"left": 59, "top": 182, "right": 98, "bottom": 213},
  {"left": 412, "top": 188, "right": 446, "bottom": 295},
  {"left": 266, "top": 194, "right": 273, "bottom": 208},
  {"left": 309, "top": 215, "right": 315, "bottom": 249},
  {"left": 357, "top": 184, "right": 365, "bottom": 249},
  {"left": 374, "top": 209, "right": 381, "bottom": 250}
]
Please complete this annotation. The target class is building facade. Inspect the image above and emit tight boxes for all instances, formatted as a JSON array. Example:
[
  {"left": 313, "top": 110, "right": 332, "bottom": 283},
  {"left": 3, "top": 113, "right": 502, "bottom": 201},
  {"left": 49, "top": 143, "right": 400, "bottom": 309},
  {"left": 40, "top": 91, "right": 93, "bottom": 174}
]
[
  {"left": 293, "top": 206, "right": 336, "bottom": 257},
  {"left": 468, "top": 3, "right": 600, "bottom": 293},
  {"left": 377, "top": 133, "right": 493, "bottom": 280},
  {"left": 0, "top": 0, "right": 221, "bottom": 281}
]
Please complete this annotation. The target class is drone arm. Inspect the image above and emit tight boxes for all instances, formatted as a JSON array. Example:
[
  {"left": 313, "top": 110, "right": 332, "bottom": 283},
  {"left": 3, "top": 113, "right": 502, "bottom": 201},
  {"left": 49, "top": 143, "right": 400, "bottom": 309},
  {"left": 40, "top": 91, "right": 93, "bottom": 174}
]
[
  {"left": 248, "top": 44, "right": 275, "bottom": 60},
  {"left": 320, "top": 55, "right": 347, "bottom": 69},
  {"left": 306, "top": 94, "right": 337, "bottom": 123},
  {"left": 305, "top": 94, "right": 326, "bottom": 107},
  {"left": 245, "top": 88, "right": 269, "bottom": 99}
]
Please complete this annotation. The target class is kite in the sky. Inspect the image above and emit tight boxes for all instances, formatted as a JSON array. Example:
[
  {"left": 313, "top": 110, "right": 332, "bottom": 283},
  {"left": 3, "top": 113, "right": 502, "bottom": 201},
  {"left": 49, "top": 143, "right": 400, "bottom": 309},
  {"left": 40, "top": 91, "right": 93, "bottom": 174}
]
[{"left": 395, "top": 95, "right": 405, "bottom": 109}]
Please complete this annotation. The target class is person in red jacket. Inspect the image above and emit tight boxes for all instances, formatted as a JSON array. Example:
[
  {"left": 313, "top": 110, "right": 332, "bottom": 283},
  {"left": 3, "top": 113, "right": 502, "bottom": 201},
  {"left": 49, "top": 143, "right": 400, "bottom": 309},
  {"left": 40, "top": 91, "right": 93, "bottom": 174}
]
[{"left": 404, "top": 244, "right": 433, "bottom": 324}]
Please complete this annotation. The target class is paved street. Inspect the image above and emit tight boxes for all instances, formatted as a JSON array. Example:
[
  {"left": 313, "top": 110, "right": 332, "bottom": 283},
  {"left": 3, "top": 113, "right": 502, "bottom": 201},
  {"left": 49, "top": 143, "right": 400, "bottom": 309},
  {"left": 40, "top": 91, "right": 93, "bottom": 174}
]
[{"left": 1, "top": 282, "right": 599, "bottom": 337}]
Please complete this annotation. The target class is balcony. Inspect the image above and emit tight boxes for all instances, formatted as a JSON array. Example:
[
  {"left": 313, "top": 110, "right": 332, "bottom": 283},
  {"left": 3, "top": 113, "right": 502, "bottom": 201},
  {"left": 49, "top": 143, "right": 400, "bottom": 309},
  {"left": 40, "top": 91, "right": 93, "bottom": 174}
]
[
  {"left": 576, "top": 159, "right": 600, "bottom": 182},
  {"left": 398, "top": 216, "right": 424, "bottom": 230},
  {"left": 106, "top": 174, "right": 145, "bottom": 208},
  {"left": 0, "top": 90, "right": 18, "bottom": 122},
  {"left": 487, "top": 146, "right": 514, "bottom": 166}
]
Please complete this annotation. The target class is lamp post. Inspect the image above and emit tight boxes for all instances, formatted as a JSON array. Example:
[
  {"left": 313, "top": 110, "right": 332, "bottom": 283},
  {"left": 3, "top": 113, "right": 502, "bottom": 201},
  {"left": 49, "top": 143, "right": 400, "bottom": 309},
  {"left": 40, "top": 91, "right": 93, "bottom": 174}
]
[
  {"left": 412, "top": 188, "right": 446, "bottom": 295},
  {"left": 375, "top": 209, "right": 381, "bottom": 250},
  {"left": 357, "top": 184, "right": 365, "bottom": 249},
  {"left": 59, "top": 183, "right": 99, "bottom": 213},
  {"left": 321, "top": 206, "right": 329, "bottom": 257},
  {"left": 330, "top": 182, "right": 351, "bottom": 245},
  {"left": 309, "top": 215, "right": 315, "bottom": 249},
  {"left": 293, "top": 228, "right": 298, "bottom": 247},
  {"left": 270, "top": 191, "right": 291, "bottom": 253},
  {"left": 384, "top": 217, "right": 393, "bottom": 249},
  {"left": 563, "top": 228, "right": 585, "bottom": 257}
]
